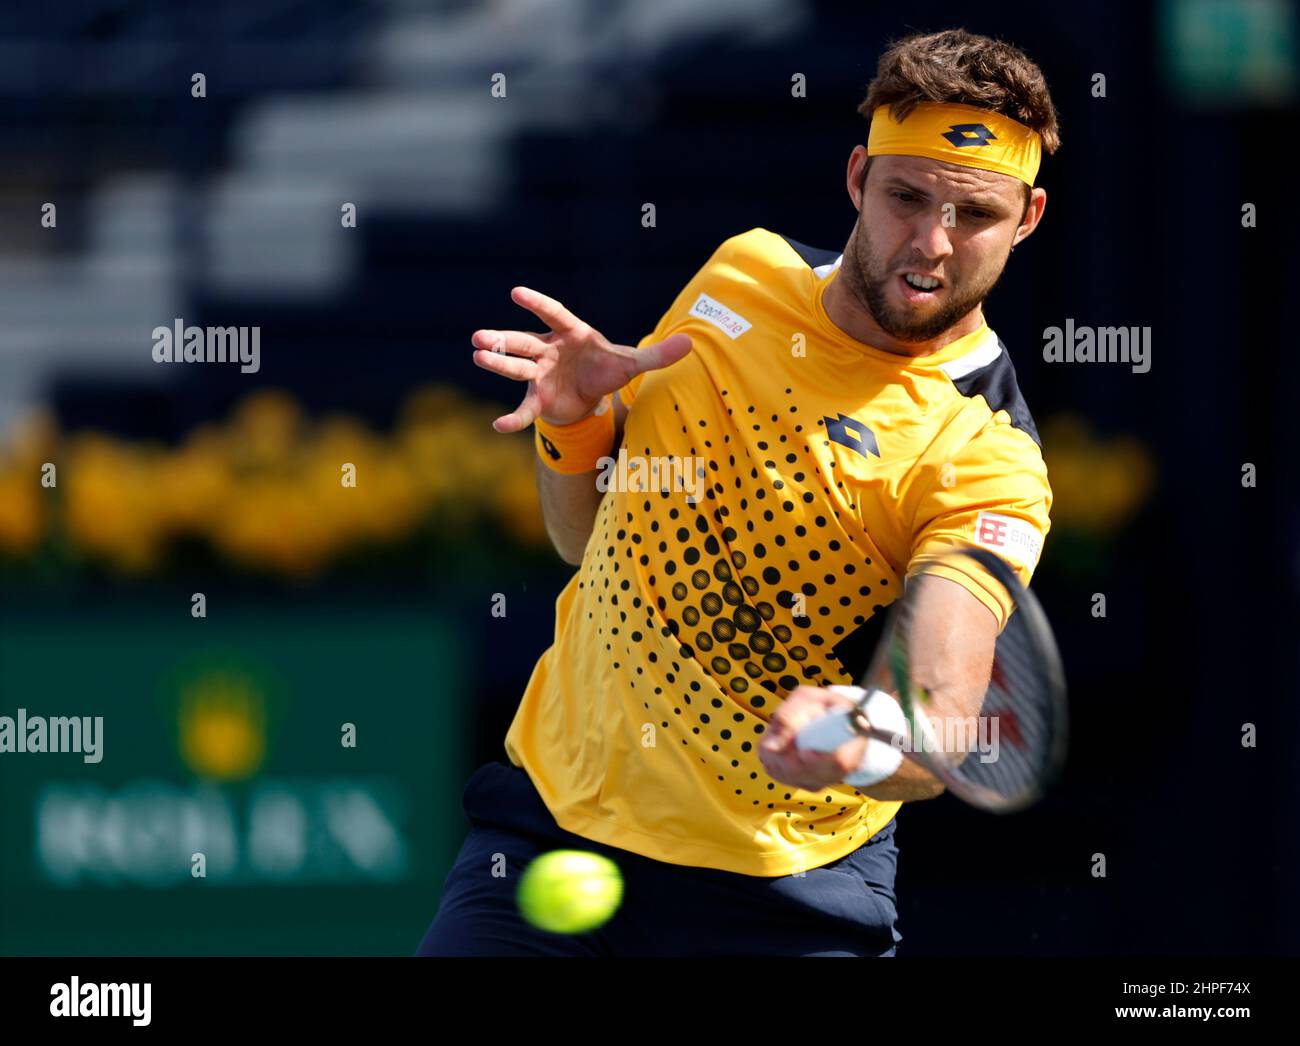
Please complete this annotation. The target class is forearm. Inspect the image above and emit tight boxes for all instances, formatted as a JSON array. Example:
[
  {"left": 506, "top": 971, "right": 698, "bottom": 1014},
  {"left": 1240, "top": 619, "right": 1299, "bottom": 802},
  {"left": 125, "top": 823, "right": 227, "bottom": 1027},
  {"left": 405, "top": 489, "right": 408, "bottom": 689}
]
[
  {"left": 858, "top": 758, "right": 945, "bottom": 802},
  {"left": 534, "top": 392, "right": 630, "bottom": 566},
  {"left": 861, "top": 575, "right": 996, "bottom": 802},
  {"left": 536, "top": 457, "right": 605, "bottom": 566}
]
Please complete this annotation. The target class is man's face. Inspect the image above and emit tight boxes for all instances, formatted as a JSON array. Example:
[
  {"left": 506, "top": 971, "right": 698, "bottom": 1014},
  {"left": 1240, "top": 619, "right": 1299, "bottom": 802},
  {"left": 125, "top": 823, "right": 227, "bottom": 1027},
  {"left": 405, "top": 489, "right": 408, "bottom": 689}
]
[{"left": 844, "top": 153, "right": 1032, "bottom": 343}]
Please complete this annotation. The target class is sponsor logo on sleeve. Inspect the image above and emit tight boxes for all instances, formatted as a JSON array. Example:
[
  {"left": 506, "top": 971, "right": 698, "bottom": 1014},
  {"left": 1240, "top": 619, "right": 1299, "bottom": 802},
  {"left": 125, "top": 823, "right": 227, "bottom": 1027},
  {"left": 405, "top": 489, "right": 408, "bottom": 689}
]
[{"left": 973, "top": 512, "right": 1043, "bottom": 569}]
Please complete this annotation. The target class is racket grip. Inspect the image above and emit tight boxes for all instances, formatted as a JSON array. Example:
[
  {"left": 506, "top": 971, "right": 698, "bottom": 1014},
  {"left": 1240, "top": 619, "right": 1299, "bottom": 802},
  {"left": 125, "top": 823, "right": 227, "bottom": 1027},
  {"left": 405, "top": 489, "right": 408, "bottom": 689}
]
[{"left": 795, "top": 708, "right": 861, "bottom": 754}]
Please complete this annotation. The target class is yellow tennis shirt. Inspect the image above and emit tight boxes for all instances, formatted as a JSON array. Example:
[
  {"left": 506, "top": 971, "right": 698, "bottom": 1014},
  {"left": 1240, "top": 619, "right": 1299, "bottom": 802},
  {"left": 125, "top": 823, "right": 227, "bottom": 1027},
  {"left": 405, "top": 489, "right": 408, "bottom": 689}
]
[{"left": 504, "top": 228, "right": 1052, "bottom": 876}]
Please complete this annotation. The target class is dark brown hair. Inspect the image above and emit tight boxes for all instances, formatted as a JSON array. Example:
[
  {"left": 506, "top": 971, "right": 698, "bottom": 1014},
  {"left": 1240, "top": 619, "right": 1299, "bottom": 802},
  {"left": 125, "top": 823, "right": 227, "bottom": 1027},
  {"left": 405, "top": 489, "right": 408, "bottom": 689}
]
[
  {"left": 856, "top": 29, "right": 1060, "bottom": 217},
  {"left": 860, "top": 28, "right": 1061, "bottom": 153}
]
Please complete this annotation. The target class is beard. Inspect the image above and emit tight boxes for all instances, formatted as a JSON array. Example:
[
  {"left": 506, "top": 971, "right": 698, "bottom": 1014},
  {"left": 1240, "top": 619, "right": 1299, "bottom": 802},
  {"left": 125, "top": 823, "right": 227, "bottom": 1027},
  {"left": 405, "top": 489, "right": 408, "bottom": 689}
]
[{"left": 842, "top": 221, "right": 1009, "bottom": 343}]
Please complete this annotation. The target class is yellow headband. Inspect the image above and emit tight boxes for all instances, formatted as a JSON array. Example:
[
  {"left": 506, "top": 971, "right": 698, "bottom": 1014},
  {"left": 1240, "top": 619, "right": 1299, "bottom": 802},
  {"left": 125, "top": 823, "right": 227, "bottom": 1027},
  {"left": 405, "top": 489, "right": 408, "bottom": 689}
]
[{"left": 867, "top": 102, "right": 1042, "bottom": 186}]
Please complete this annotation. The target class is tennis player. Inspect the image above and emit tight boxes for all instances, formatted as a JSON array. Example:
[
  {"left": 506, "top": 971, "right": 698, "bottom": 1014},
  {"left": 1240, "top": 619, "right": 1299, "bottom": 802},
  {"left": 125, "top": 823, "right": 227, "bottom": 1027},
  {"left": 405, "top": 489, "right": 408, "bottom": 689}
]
[{"left": 418, "top": 28, "right": 1059, "bottom": 957}]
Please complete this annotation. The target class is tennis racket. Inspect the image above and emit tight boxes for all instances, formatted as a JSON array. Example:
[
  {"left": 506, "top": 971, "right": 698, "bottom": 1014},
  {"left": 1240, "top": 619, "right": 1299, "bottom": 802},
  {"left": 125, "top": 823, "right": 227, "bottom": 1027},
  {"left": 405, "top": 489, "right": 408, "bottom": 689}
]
[{"left": 795, "top": 545, "right": 1067, "bottom": 812}]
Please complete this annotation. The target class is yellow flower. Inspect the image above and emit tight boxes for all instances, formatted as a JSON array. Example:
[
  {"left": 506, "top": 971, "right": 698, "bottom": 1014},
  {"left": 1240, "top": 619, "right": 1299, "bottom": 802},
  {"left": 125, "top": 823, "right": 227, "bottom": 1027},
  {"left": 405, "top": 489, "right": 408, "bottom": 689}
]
[
  {"left": 0, "top": 467, "right": 44, "bottom": 554},
  {"left": 227, "top": 389, "right": 306, "bottom": 470},
  {"left": 63, "top": 434, "right": 168, "bottom": 571},
  {"left": 7, "top": 409, "right": 59, "bottom": 469},
  {"left": 0, "top": 382, "right": 555, "bottom": 576},
  {"left": 1041, "top": 414, "right": 1155, "bottom": 534},
  {"left": 494, "top": 467, "right": 549, "bottom": 547},
  {"left": 158, "top": 434, "right": 235, "bottom": 534},
  {"left": 211, "top": 478, "right": 341, "bottom": 577}
]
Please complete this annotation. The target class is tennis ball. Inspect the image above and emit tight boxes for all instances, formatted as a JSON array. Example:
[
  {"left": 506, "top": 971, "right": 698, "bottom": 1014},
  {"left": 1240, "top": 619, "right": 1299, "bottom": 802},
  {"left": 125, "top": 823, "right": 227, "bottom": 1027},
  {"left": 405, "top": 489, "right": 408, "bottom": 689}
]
[{"left": 516, "top": 849, "right": 623, "bottom": 934}]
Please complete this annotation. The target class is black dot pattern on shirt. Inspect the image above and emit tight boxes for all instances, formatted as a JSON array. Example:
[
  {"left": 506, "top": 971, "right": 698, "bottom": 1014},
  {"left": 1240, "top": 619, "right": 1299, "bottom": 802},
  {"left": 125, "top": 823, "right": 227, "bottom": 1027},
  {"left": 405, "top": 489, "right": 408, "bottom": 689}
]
[{"left": 586, "top": 384, "right": 898, "bottom": 833}]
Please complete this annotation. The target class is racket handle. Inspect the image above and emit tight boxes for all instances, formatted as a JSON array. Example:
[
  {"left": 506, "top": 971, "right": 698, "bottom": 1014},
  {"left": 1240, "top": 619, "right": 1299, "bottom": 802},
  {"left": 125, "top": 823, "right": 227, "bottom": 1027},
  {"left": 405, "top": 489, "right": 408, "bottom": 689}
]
[{"left": 796, "top": 708, "right": 862, "bottom": 754}]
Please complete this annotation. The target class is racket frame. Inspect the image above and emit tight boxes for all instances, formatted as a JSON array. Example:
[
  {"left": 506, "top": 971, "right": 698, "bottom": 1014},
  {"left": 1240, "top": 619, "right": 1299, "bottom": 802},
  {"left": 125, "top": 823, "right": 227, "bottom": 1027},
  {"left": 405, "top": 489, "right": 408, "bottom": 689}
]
[{"left": 831, "top": 546, "right": 1067, "bottom": 812}]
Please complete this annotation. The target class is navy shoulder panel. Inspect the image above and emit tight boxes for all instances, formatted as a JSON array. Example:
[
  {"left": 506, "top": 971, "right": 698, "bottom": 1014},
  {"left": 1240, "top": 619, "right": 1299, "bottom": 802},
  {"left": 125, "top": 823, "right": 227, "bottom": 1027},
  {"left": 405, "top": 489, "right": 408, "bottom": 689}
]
[
  {"left": 951, "top": 337, "right": 1042, "bottom": 447},
  {"left": 777, "top": 234, "right": 840, "bottom": 271}
]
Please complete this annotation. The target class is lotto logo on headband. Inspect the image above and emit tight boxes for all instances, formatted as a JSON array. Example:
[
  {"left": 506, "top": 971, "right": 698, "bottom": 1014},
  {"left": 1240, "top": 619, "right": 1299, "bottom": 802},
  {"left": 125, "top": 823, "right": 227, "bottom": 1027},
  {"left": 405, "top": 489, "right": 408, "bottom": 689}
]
[
  {"left": 941, "top": 123, "right": 996, "bottom": 148},
  {"left": 867, "top": 102, "right": 1042, "bottom": 186}
]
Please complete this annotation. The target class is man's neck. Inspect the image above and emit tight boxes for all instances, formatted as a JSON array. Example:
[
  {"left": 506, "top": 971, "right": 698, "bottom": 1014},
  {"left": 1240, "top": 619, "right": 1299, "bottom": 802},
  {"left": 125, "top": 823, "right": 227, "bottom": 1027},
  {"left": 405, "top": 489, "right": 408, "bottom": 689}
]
[{"left": 822, "top": 265, "right": 983, "bottom": 358}]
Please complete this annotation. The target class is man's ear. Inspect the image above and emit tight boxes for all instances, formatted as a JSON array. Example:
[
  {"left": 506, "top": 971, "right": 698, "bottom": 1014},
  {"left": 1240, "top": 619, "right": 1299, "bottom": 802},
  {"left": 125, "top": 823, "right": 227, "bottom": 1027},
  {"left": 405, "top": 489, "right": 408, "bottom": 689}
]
[
  {"left": 848, "top": 145, "right": 870, "bottom": 212},
  {"left": 1012, "top": 186, "right": 1048, "bottom": 247}
]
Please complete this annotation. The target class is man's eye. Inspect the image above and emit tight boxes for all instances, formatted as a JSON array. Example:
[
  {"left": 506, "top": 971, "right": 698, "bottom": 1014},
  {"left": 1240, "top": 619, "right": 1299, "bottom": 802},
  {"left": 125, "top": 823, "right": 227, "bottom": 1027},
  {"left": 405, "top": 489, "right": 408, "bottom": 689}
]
[
  {"left": 966, "top": 210, "right": 993, "bottom": 220},
  {"left": 892, "top": 191, "right": 917, "bottom": 203}
]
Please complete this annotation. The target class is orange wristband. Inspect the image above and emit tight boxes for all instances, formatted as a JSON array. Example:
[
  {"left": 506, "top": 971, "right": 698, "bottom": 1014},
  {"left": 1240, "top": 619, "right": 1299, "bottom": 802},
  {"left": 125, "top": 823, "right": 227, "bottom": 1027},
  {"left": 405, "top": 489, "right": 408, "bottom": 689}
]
[{"left": 534, "top": 395, "right": 615, "bottom": 474}]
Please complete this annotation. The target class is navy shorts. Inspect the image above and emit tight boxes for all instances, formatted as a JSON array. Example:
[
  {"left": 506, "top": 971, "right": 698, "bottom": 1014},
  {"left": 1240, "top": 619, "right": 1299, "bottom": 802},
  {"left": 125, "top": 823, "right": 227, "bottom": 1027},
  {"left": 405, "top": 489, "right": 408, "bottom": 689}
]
[{"left": 416, "top": 761, "right": 902, "bottom": 957}]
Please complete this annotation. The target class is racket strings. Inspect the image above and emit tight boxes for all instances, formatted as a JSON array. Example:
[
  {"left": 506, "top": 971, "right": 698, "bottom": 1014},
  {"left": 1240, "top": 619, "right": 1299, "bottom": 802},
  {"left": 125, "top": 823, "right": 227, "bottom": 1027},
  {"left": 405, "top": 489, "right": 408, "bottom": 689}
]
[
  {"left": 903, "top": 608, "right": 1059, "bottom": 806},
  {"left": 946, "top": 618, "right": 1058, "bottom": 802},
  {"left": 866, "top": 550, "right": 1066, "bottom": 811}
]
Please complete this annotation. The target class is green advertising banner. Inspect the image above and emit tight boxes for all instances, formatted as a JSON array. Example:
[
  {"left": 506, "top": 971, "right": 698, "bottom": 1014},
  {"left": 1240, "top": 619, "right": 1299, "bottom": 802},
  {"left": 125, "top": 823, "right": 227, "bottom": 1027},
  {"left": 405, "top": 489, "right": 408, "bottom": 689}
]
[{"left": 0, "top": 598, "right": 469, "bottom": 955}]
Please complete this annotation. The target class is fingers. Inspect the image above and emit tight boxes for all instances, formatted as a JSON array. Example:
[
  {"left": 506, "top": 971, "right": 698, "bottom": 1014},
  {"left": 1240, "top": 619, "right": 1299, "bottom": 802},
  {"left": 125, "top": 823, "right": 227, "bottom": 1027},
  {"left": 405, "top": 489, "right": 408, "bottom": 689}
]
[
  {"left": 763, "top": 695, "right": 805, "bottom": 754},
  {"left": 471, "top": 328, "right": 547, "bottom": 358},
  {"left": 632, "top": 332, "right": 693, "bottom": 375},
  {"left": 829, "top": 734, "right": 870, "bottom": 775},
  {"left": 762, "top": 734, "right": 866, "bottom": 790},
  {"left": 472, "top": 347, "right": 538, "bottom": 382},
  {"left": 492, "top": 391, "right": 541, "bottom": 434},
  {"left": 760, "top": 686, "right": 869, "bottom": 789},
  {"left": 759, "top": 746, "right": 846, "bottom": 793},
  {"left": 511, "top": 286, "right": 584, "bottom": 335},
  {"left": 763, "top": 685, "right": 836, "bottom": 753},
  {"left": 761, "top": 709, "right": 795, "bottom": 754}
]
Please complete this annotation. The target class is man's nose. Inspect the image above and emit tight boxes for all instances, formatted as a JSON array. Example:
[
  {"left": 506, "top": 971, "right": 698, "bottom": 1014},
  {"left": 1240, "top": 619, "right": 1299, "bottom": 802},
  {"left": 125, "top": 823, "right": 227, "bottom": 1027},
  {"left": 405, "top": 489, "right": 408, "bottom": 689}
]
[{"left": 911, "top": 212, "right": 955, "bottom": 260}]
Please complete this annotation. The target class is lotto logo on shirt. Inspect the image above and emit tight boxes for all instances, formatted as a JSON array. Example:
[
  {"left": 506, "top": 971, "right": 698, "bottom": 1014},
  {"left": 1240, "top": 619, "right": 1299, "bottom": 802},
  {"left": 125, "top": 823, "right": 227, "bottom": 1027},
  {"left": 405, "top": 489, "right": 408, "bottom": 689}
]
[{"left": 973, "top": 512, "right": 1043, "bottom": 568}]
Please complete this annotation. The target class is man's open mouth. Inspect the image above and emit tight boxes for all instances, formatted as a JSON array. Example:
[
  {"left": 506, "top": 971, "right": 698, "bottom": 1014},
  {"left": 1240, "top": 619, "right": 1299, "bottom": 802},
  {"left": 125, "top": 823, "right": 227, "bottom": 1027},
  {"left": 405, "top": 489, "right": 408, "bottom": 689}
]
[{"left": 902, "top": 272, "right": 943, "bottom": 291}]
